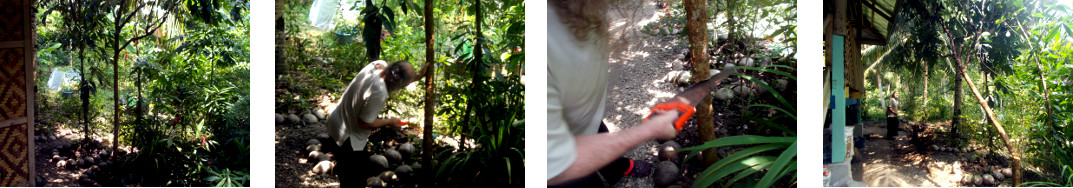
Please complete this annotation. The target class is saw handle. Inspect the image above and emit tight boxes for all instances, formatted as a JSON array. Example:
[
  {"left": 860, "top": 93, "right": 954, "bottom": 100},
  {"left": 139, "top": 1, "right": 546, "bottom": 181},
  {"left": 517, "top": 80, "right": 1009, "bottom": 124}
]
[{"left": 644, "top": 102, "right": 695, "bottom": 131}]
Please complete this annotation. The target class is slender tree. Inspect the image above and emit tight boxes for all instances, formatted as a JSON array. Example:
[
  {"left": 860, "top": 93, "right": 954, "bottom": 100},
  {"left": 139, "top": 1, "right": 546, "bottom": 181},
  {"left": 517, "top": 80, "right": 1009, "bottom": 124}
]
[
  {"left": 108, "top": 0, "right": 177, "bottom": 159},
  {"left": 422, "top": 0, "right": 436, "bottom": 185},
  {"left": 684, "top": 0, "right": 716, "bottom": 165}
]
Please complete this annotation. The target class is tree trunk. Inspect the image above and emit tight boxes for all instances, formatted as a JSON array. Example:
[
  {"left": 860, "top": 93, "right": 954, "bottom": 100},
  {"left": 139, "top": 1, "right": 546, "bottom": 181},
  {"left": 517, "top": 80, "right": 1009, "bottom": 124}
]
[
  {"left": 940, "top": 22, "right": 1022, "bottom": 186},
  {"left": 112, "top": 17, "right": 122, "bottom": 158},
  {"left": 78, "top": 47, "right": 90, "bottom": 143},
  {"left": 1034, "top": 58, "right": 1053, "bottom": 131},
  {"left": 922, "top": 62, "right": 928, "bottom": 120},
  {"left": 422, "top": 0, "right": 435, "bottom": 185},
  {"left": 684, "top": 0, "right": 717, "bottom": 165},
  {"left": 951, "top": 57, "right": 962, "bottom": 137}
]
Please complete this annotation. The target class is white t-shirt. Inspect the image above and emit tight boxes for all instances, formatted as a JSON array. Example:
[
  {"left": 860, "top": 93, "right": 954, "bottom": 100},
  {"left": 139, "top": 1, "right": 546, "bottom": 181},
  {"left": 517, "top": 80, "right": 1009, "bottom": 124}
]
[
  {"left": 887, "top": 98, "right": 899, "bottom": 117},
  {"left": 546, "top": 7, "right": 611, "bottom": 180},
  {"left": 327, "top": 60, "right": 389, "bottom": 151}
]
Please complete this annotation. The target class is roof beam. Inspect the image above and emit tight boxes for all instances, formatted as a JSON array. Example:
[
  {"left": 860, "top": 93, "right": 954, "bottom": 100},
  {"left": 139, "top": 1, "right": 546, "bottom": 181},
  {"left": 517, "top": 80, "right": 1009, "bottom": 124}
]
[{"left": 861, "top": 0, "right": 892, "bottom": 21}]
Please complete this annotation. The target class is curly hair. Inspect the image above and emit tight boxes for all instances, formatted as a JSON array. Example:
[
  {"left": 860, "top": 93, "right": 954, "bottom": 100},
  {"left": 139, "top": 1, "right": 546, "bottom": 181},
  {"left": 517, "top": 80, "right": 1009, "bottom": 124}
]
[
  {"left": 382, "top": 60, "right": 416, "bottom": 92},
  {"left": 549, "top": 0, "right": 611, "bottom": 41}
]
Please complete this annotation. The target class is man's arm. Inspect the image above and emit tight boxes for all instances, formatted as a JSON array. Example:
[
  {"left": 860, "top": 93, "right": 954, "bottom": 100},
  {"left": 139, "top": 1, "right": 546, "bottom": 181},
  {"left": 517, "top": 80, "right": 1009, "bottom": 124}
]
[
  {"left": 413, "top": 61, "right": 435, "bottom": 81},
  {"left": 547, "top": 111, "right": 679, "bottom": 185},
  {"left": 356, "top": 117, "right": 403, "bottom": 130}
]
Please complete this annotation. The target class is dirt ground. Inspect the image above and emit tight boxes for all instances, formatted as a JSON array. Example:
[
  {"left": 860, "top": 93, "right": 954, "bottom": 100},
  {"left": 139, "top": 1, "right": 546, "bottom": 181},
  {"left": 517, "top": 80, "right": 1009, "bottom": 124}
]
[
  {"left": 33, "top": 124, "right": 125, "bottom": 187},
  {"left": 853, "top": 120, "right": 1027, "bottom": 187}
]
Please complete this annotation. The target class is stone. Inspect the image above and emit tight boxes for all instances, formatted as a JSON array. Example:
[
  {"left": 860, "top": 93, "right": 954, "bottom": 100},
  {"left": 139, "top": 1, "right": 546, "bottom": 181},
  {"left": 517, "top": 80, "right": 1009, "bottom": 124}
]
[
  {"left": 287, "top": 114, "right": 301, "bottom": 124},
  {"left": 303, "top": 114, "right": 318, "bottom": 124},
  {"left": 316, "top": 153, "right": 331, "bottom": 162},
  {"left": 306, "top": 144, "right": 321, "bottom": 153},
  {"left": 982, "top": 173, "right": 995, "bottom": 185},
  {"left": 84, "top": 156, "right": 95, "bottom": 166},
  {"left": 1002, "top": 168, "right": 1012, "bottom": 177},
  {"left": 92, "top": 153, "right": 100, "bottom": 162},
  {"left": 308, "top": 151, "right": 323, "bottom": 160},
  {"left": 312, "top": 161, "right": 333, "bottom": 175},
  {"left": 275, "top": 113, "right": 284, "bottom": 124},
  {"left": 366, "top": 177, "right": 385, "bottom": 188},
  {"left": 56, "top": 160, "right": 67, "bottom": 168},
  {"left": 411, "top": 162, "right": 422, "bottom": 171},
  {"left": 658, "top": 141, "right": 681, "bottom": 162},
  {"left": 396, "top": 165, "right": 413, "bottom": 177},
  {"left": 962, "top": 174, "right": 974, "bottom": 185},
  {"left": 715, "top": 87, "right": 734, "bottom": 101},
  {"left": 398, "top": 143, "right": 415, "bottom": 156},
  {"left": 384, "top": 149, "right": 403, "bottom": 164},
  {"left": 306, "top": 138, "right": 321, "bottom": 146},
  {"left": 316, "top": 133, "right": 330, "bottom": 140},
  {"left": 313, "top": 109, "right": 326, "bottom": 120},
  {"left": 654, "top": 161, "right": 680, "bottom": 187},
  {"left": 370, "top": 155, "right": 390, "bottom": 169},
  {"left": 974, "top": 175, "right": 983, "bottom": 186},
  {"left": 736, "top": 57, "right": 755, "bottom": 67},
  {"left": 378, "top": 170, "right": 398, "bottom": 182},
  {"left": 992, "top": 170, "right": 1004, "bottom": 181},
  {"left": 49, "top": 136, "right": 56, "bottom": 141}
]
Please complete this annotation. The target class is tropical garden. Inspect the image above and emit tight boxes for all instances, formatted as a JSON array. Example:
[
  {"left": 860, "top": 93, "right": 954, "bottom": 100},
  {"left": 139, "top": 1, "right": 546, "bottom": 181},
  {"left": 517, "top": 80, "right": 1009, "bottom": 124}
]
[
  {"left": 848, "top": 0, "right": 1073, "bottom": 186},
  {"left": 32, "top": 0, "right": 250, "bottom": 186},
  {"left": 274, "top": 0, "right": 523, "bottom": 187}
]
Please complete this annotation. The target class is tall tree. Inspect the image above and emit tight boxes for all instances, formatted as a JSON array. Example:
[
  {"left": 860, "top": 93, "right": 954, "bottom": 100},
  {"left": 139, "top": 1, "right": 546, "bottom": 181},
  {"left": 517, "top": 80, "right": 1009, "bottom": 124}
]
[
  {"left": 684, "top": 0, "right": 716, "bottom": 165},
  {"left": 422, "top": 0, "right": 436, "bottom": 185},
  {"left": 108, "top": 0, "right": 177, "bottom": 158},
  {"left": 936, "top": 4, "right": 1024, "bottom": 185}
]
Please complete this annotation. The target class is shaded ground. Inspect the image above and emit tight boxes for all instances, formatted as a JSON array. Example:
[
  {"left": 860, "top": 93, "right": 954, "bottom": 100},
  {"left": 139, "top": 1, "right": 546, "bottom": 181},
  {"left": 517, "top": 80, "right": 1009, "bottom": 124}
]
[
  {"left": 853, "top": 120, "right": 1040, "bottom": 187},
  {"left": 33, "top": 122, "right": 129, "bottom": 187}
]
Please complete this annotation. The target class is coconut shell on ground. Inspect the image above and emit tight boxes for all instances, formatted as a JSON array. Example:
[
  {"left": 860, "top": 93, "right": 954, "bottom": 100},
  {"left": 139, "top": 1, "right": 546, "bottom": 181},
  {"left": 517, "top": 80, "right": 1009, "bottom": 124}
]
[
  {"left": 974, "top": 175, "right": 983, "bottom": 186},
  {"left": 654, "top": 161, "right": 680, "bottom": 187},
  {"left": 992, "top": 170, "right": 1004, "bottom": 181},
  {"left": 379, "top": 171, "right": 398, "bottom": 182},
  {"left": 982, "top": 173, "right": 995, "bottom": 185},
  {"left": 370, "top": 155, "right": 390, "bottom": 169},
  {"left": 316, "top": 153, "right": 331, "bottom": 162},
  {"left": 306, "top": 138, "right": 321, "bottom": 146},
  {"left": 308, "top": 151, "right": 324, "bottom": 160},
  {"left": 396, "top": 165, "right": 413, "bottom": 177},
  {"left": 367, "top": 177, "right": 385, "bottom": 188},
  {"left": 384, "top": 149, "right": 403, "bottom": 163},
  {"left": 399, "top": 143, "right": 415, "bottom": 156},
  {"left": 316, "top": 133, "right": 330, "bottom": 140},
  {"left": 658, "top": 141, "right": 681, "bottom": 162},
  {"left": 411, "top": 162, "right": 422, "bottom": 171},
  {"left": 312, "top": 161, "right": 333, "bottom": 175}
]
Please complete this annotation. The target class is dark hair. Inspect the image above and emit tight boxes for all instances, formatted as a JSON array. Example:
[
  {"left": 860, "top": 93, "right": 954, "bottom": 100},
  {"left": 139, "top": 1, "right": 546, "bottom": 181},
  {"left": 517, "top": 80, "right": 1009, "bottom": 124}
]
[{"left": 382, "top": 60, "right": 416, "bottom": 92}]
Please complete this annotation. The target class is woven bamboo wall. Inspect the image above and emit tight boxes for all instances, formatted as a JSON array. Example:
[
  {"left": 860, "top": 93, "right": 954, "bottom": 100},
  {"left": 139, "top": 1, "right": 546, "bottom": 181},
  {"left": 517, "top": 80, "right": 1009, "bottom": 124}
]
[{"left": 0, "top": 0, "right": 32, "bottom": 186}]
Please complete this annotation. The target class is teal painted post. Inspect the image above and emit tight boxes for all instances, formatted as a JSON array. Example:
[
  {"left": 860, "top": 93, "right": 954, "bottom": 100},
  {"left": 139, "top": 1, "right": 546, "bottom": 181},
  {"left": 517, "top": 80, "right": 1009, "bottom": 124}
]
[{"left": 832, "top": 35, "right": 847, "bottom": 163}]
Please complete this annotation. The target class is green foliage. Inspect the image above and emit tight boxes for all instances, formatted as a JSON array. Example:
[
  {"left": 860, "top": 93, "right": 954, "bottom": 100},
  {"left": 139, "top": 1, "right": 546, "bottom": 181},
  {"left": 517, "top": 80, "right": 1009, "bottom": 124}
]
[
  {"left": 205, "top": 167, "right": 250, "bottom": 187},
  {"left": 681, "top": 63, "right": 797, "bottom": 187}
]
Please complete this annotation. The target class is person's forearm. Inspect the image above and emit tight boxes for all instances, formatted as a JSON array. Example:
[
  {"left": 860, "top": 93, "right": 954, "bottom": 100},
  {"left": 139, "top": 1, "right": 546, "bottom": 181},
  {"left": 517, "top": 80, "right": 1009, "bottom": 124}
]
[
  {"left": 358, "top": 118, "right": 397, "bottom": 129},
  {"left": 547, "top": 120, "right": 665, "bottom": 185}
]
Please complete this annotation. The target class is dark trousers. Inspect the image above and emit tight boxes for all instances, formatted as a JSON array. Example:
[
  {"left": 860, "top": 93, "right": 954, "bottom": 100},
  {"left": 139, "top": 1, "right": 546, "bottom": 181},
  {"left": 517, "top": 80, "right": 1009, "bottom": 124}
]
[
  {"left": 549, "top": 122, "right": 631, "bottom": 188},
  {"left": 333, "top": 138, "right": 376, "bottom": 187},
  {"left": 887, "top": 115, "right": 899, "bottom": 139}
]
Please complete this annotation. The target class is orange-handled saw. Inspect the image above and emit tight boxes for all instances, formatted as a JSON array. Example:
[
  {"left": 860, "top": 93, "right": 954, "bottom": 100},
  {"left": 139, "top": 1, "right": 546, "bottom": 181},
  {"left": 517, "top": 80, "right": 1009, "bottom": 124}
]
[{"left": 646, "top": 68, "right": 738, "bottom": 131}]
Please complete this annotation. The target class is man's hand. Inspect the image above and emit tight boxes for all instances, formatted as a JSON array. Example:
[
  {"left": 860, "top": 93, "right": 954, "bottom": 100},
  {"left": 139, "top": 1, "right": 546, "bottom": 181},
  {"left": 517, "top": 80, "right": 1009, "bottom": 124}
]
[{"left": 643, "top": 110, "right": 680, "bottom": 139}]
